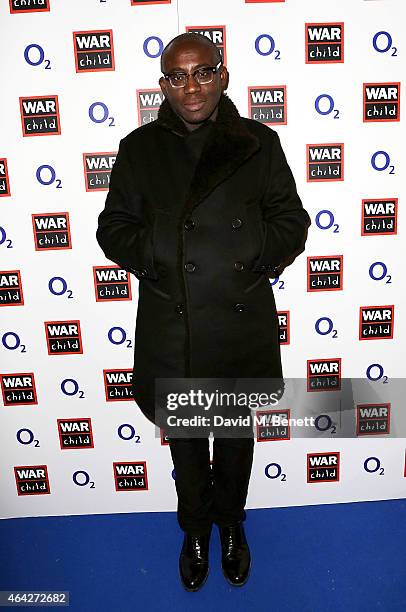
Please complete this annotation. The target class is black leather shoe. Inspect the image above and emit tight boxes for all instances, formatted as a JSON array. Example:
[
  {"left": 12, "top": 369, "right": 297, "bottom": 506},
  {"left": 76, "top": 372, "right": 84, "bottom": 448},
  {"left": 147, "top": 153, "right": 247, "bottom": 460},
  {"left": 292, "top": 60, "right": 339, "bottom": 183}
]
[
  {"left": 179, "top": 532, "right": 210, "bottom": 591},
  {"left": 219, "top": 522, "right": 251, "bottom": 586}
]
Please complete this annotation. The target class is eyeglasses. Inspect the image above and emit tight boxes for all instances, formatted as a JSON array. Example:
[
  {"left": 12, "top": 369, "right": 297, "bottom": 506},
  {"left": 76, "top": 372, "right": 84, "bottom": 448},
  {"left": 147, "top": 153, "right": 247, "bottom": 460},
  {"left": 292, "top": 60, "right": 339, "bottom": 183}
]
[{"left": 163, "top": 61, "right": 223, "bottom": 88}]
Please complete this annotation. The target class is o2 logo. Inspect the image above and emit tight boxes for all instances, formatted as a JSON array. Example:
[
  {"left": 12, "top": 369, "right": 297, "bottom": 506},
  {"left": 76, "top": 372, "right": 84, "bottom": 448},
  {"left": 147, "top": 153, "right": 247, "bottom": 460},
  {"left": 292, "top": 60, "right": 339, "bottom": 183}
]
[
  {"left": 366, "top": 363, "right": 388, "bottom": 384},
  {"left": 16, "top": 428, "right": 40, "bottom": 447},
  {"left": 108, "top": 326, "right": 133, "bottom": 348},
  {"left": 2, "top": 332, "right": 26, "bottom": 353},
  {"left": 315, "top": 210, "right": 340, "bottom": 233},
  {"left": 372, "top": 31, "right": 397, "bottom": 57},
  {"left": 315, "top": 316, "right": 338, "bottom": 338},
  {"left": 371, "top": 151, "right": 395, "bottom": 175},
  {"left": 264, "top": 462, "right": 286, "bottom": 481},
  {"left": 89, "top": 102, "right": 115, "bottom": 127},
  {"left": 24, "top": 44, "right": 51, "bottom": 69},
  {"left": 36, "top": 165, "right": 62, "bottom": 188},
  {"left": 314, "top": 414, "right": 337, "bottom": 435},
  {"left": 143, "top": 36, "right": 164, "bottom": 58},
  {"left": 73, "top": 471, "right": 95, "bottom": 488},
  {"left": 61, "top": 378, "right": 85, "bottom": 399},
  {"left": 369, "top": 261, "right": 391, "bottom": 284},
  {"left": 0, "top": 227, "right": 13, "bottom": 249},
  {"left": 315, "top": 94, "right": 340, "bottom": 119},
  {"left": 255, "top": 34, "right": 281, "bottom": 60},
  {"left": 117, "top": 423, "right": 141, "bottom": 445},
  {"left": 49, "top": 277, "right": 74, "bottom": 299},
  {"left": 364, "top": 456, "right": 384, "bottom": 476}
]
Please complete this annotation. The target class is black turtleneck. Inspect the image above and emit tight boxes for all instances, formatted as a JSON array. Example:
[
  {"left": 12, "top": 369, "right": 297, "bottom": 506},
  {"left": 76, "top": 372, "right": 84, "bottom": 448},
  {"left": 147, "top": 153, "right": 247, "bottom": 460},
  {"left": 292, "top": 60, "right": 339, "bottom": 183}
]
[{"left": 183, "top": 119, "right": 214, "bottom": 162}]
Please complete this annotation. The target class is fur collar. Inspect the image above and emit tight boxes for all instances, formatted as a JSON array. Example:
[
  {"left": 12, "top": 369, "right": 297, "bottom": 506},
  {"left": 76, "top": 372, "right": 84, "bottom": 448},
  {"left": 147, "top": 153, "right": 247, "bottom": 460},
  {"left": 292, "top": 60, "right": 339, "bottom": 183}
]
[{"left": 156, "top": 93, "right": 260, "bottom": 214}]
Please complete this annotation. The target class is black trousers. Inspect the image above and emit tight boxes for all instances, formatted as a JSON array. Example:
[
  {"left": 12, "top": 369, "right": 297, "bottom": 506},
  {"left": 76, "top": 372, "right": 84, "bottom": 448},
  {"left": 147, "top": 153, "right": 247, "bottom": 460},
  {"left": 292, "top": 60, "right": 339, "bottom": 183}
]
[{"left": 168, "top": 436, "right": 255, "bottom": 536}]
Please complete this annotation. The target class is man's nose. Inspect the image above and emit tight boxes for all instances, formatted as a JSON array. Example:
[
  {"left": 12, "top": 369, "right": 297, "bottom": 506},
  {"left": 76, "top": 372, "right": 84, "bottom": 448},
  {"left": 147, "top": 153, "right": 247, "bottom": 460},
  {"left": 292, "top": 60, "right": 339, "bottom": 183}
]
[{"left": 184, "top": 74, "right": 201, "bottom": 94}]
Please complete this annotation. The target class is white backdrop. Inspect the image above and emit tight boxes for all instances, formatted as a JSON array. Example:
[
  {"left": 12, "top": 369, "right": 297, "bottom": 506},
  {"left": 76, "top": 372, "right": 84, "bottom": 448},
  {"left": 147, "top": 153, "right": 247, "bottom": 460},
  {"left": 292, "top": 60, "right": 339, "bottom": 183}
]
[{"left": 1, "top": 0, "right": 405, "bottom": 520}]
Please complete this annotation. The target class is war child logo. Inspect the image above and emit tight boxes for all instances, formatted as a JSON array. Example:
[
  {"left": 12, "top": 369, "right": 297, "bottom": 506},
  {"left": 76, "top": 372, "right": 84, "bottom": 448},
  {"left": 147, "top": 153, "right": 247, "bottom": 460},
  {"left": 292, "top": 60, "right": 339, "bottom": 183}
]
[
  {"left": 93, "top": 266, "right": 132, "bottom": 302},
  {"left": 356, "top": 403, "right": 390, "bottom": 436},
  {"left": 14, "top": 465, "right": 50, "bottom": 496},
  {"left": 44, "top": 320, "right": 83, "bottom": 355},
  {"left": 307, "top": 255, "right": 343, "bottom": 291},
  {"left": 307, "top": 452, "right": 340, "bottom": 482},
  {"left": 0, "top": 373, "right": 37, "bottom": 406},
  {"left": 137, "top": 89, "right": 164, "bottom": 125},
  {"left": 186, "top": 26, "right": 226, "bottom": 63},
  {"left": 248, "top": 86, "right": 287, "bottom": 125},
  {"left": 307, "top": 358, "right": 341, "bottom": 392},
  {"left": 103, "top": 369, "right": 133, "bottom": 401},
  {"left": 9, "top": 0, "right": 50, "bottom": 13},
  {"left": 83, "top": 152, "right": 116, "bottom": 191},
  {"left": 32, "top": 212, "right": 71, "bottom": 250},
  {"left": 278, "top": 311, "right": 290, "bottom": 345},
  {"left": 305, "top": 23, "right": 344, "bottom": 64},
  {"left": 0, "top": 270, "right": 24, "bottom": 306},
  {"left": 73, "top": 30, "right": 115, "bottom": 72},
  {"left": 363, "top": 83, "right": 400, "bottom": 122},
  {"left": 57, "top": 418, "right": 94, "bottom": 449},
  {"left": 307, "top": 144, "right": 344, "bottom": 182},
  {"left": 114, "top": 461, "right": 148, "bottom": 491},
  {"left": 19, "top": 96, "right": 60, "bottom": 136},
  {"left": 256, "top": 409, "right": 291, "bottom": 442},
  {"left": 361, "top": 198, "right": 397, "bottom": 235},
  {"left": 0, "top": 158, "right": 11, "bottom": 197},
  {"left": 359, "top": 305, "right": 394, "bottom": 340}
]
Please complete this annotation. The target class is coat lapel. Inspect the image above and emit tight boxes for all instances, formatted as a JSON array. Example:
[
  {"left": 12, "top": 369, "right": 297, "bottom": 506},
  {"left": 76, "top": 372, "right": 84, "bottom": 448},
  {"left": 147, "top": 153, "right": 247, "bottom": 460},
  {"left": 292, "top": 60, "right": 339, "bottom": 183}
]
[{"left": 155, "top": 93, "right": 261, "bottom": 216}]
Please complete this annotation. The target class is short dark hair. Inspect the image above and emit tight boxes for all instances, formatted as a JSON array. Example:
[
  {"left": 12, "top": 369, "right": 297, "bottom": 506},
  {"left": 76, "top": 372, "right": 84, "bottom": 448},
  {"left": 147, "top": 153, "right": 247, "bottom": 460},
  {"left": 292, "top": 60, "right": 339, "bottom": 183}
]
[{"left": 160, "top": 32, "right": 222, "bottom": 73}]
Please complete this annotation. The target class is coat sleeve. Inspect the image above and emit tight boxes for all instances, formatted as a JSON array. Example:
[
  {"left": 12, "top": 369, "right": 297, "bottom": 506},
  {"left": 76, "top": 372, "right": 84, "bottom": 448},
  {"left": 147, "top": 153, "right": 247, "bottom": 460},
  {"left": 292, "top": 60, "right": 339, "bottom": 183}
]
[
  {"left": 250, "top": 130, "right": 311, "bottom": 277},
  {"left": 96, "top": 137, "right": 159, "bottom": 280}
]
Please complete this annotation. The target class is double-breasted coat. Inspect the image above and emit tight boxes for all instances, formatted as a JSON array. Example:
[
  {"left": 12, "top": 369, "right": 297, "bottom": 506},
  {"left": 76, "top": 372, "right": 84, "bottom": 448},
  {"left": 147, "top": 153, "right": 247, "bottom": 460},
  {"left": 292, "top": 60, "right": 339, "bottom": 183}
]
[{"left": 96, "top": 93, "right": 311, "bottom": 424}]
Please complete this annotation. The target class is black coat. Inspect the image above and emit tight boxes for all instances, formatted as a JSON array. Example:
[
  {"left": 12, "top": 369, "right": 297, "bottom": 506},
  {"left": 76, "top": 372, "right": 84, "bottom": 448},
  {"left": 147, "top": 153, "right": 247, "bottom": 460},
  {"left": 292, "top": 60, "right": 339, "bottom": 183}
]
[{"left": 96, "top": 93, "right": 311, "bottom": 424}]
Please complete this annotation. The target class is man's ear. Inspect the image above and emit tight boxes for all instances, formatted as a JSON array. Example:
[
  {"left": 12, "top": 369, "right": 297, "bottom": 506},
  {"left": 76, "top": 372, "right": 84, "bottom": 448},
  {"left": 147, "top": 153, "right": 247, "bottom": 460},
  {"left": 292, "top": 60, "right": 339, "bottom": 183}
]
[
  {"left": 220, "top": 66, "right": 229, "bottom": 91},
  {"left": 159, "top": 76, "right": 167, "bottom": 96}
]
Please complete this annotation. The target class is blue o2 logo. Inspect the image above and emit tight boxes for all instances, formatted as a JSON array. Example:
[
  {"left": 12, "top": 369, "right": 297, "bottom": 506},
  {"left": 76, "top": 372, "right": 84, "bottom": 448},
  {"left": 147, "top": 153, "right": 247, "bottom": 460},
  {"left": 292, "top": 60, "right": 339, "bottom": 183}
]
[
  {"left": 73, "top": 471, "right": 95, "bottom": 488},
  {"left": 315, "top": 317, "right": 337, "bottom": 338},
  {"left": 108, "top": 326, "right": 133, "bottom": 348},
  {"left": 315, "top": 210, "right": 339, "bottom": 233},
  {"left": 371, "top": 151, "right": 395, "bottom": 174},
  {"left": 372, "top": 31, "right": 397, "bottom": 56},
  {"left": 264, "top": 462, "right": 286, "bottom": 480},
  {"left": 89, "top": 102, "right": 115, "bottom": 127},
  {"left": 369, "top": 262, "right": 391, "bottom": 284},
  {"left": 48, "top": 277, "right": 74, "bottom": 299},
  {"left": 2, "top": 332, "right": 26, "bottom": 353},
  {"left": 315, "top": 94, "right": 340, "bottom": 119},
  {"left": 36, "top": 165, "right": 62, "bottom": 188},
  {"left": 61, "top": 379, "right": 85, "bottom": 399},
  {"left": 366, "top": 364, "right": 388, "bottom": 383},
  {"left": 0, "top": 226, "right": 13, "bottom": 248},
  {"left": 364, "top": 456, "right": 384, "bottom": 475},
  {"left": 255, "top": 34, "right": 280, "bottom": 60},
  {"left": 117, "top": 424, "right": 141, "bottom": 444},
  {"left": 24, "top": 43, "right": 51, "bottom": 69},
  {"left": 143, "top": 36, "right": 163, "bottom": 58}
]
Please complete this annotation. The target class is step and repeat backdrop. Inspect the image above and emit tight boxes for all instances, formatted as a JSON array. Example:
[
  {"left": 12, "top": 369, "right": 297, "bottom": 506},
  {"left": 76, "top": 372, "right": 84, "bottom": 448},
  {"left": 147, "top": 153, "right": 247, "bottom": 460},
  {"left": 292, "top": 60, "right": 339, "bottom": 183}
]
[{"left": 0, "top": 0, "right": 405, "bottom": 520}]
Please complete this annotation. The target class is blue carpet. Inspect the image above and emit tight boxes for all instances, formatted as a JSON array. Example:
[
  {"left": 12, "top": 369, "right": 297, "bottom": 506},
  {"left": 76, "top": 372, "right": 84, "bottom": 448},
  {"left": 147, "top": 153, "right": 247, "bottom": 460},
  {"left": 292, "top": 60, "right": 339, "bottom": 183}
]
[{"left": 1, "top": 500, "right": 405, "bottom": 611}]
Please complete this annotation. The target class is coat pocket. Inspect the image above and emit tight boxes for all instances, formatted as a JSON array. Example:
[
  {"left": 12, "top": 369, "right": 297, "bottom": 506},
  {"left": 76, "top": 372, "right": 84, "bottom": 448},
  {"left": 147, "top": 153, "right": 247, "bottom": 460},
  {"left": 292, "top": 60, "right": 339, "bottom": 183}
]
[
  {"left": 244, "top": 200, "right": 266, "bottom": 263},
  {"left": 148, "top": 209, "right": 178, "bottom": 300}
]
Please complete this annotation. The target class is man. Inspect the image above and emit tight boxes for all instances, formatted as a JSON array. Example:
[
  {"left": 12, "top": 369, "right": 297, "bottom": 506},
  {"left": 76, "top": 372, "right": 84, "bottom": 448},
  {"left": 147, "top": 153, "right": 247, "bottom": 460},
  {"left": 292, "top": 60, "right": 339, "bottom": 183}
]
[{"left": 96, "top": 32, "right": 310, "bottom": 591}]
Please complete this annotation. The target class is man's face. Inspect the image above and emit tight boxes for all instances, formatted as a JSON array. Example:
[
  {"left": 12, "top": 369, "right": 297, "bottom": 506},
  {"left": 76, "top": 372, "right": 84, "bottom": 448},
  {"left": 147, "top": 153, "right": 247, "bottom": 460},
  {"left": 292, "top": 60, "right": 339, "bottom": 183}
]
[{"left": 159, "top": 41, "right": 228, "bottom": 131}]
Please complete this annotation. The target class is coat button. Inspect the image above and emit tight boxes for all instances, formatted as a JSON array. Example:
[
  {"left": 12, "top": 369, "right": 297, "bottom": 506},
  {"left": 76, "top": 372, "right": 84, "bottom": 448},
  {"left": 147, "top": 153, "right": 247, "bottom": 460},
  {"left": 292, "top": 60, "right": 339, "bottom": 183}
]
[
  {"left": 184, "top": 262, "right": 196, "bottom": 272},
  {"left": 234, "top": 261, "right": 244, "bottom": 271},
  {"left": 175, "top": 303, "right": 184, "bottom": 314},
  {"left": 139, "top": 269, "right": 147, "bottom": 277},
  {"left": 233, "top": 303, "right": 245, "bottom": 312},
  {"left": 231, "top": 217, "right": 243, "bottom": 229},
  {"left": 184, "top": 218, "right": 195, "bottom": 230}
]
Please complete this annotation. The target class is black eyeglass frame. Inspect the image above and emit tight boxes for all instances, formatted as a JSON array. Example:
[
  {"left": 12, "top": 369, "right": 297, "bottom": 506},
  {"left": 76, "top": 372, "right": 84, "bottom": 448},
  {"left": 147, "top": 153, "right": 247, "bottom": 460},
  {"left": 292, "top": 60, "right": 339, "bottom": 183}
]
[{"left": 162, "top": 60, "right": 223, "bottom": 88}]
